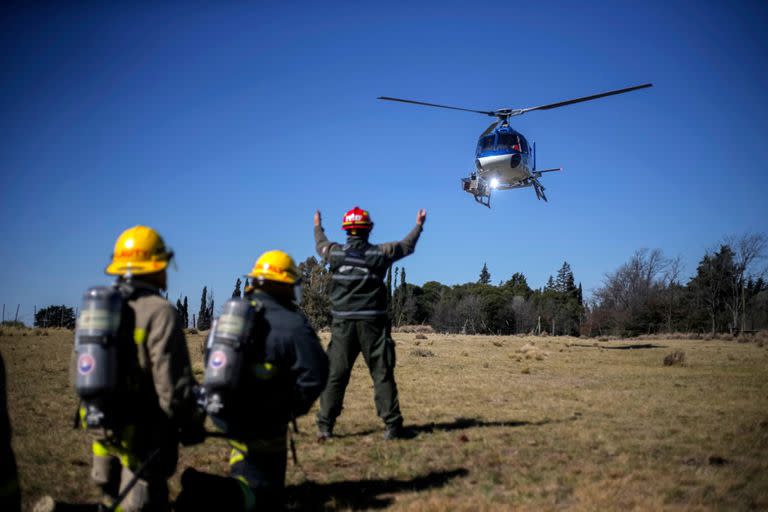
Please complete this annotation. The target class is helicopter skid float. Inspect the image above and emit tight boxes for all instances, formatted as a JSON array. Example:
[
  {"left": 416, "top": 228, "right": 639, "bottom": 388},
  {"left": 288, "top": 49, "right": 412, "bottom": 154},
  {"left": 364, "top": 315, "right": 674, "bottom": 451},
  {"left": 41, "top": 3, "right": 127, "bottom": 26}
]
[{"left": 379, "top": 83, "right": 652, "bottom": 207}]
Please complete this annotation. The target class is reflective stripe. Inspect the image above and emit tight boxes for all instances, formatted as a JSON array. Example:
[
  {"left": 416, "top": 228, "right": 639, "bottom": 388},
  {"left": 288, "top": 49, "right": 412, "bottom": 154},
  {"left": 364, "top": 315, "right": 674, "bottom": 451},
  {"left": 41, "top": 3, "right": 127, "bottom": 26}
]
[
  {"left": 331, "top": 309, "right": 387, "bottom": 317},
  {"left": 229, "top": 448, "right": 245, "bottom": 465},
  {"left": 92, "top": 440, "right": 110, "bottom": 457},
  {"left": 229, "top": 436, "right": 286, "bottom": 455},
  {"left": 92, "top": 425, "right": 139, "bottom": 470},
  {"left": 236, "top": 478, "right": 256, "bottom": 511},
  {"left": 332, "top": 274, "right": 375, "bottom": 282},
  {"left": 252, "top": 362, "right": 277, "bottom": 380},
  {"left": 79, "top": 406, "right": 87, "bottom": 430},
  {"left": 133, "top": 327, "right": 146, "bottom": 345},
  {"left": 229, "top": 439, "right": 249, "bottom": 455}
]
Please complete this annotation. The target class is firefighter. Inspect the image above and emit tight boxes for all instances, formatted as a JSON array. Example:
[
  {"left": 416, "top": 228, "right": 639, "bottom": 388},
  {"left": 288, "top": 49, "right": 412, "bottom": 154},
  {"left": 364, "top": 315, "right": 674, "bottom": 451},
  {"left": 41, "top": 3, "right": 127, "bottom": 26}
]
[
  {"left": 0, "top": 351, "right": 20, "bottom": 512},
  {"left": 314, "top": 206, "right": 426, "bottom": 440},
  {"left": 179, "top": 250, "right": 328, "bottom": 511},
  {"left": 73, "top": 226, "right": 203, "bottom": 511}
]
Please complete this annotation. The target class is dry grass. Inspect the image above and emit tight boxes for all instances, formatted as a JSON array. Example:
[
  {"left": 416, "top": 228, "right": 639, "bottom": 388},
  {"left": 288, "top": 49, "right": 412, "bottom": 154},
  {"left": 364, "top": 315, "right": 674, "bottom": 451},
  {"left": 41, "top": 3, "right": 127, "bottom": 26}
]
[{"left": 3, "top": 329, "right": 768, "bottom": 510}]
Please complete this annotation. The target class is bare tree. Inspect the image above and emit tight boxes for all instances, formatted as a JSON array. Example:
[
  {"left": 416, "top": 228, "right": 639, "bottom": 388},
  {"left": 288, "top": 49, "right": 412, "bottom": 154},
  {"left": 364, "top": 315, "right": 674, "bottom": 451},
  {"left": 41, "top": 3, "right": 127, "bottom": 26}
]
[
  {"left": 724, "top": 233, "right": 767, "bottom": 332},
  {"left": 662, "top": 255, "right": 684, "bottom": 332},
  {"left": 593, "top": 248, "right": 669, "bottom": 334}
]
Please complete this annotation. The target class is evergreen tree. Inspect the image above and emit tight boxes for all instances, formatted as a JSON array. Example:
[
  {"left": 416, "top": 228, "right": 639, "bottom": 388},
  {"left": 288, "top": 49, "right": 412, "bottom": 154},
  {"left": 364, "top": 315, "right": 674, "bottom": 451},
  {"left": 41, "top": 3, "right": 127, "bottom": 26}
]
[
  {"left": 392, "top": 267, "right": 400, "bottom": 323},
  {"left": 555, "top": 262, "right": 576, "bottom": 295},
  {"left": 297, "top": 257, "right": 332, "bottom": 330},
  {"left": 478, "top": 263, "right": 491, "bottom": 285},
  {"left": 232, "top": 278, "right": 242, "bottom": 298},
  {"left": 197, "top": 286, "right": 211, "bottom": 330},
  {"left": 176, "top": 298, "right": 184, "bottom": 323},
  {"left": 182, "top": 296, "right": 189, "bottom": 328},
  {"left": 34, "top": 305, "right": 75, "bottom": 328},
  {"left": 689, "top": 245, "right": 736, "bottom": 334}
]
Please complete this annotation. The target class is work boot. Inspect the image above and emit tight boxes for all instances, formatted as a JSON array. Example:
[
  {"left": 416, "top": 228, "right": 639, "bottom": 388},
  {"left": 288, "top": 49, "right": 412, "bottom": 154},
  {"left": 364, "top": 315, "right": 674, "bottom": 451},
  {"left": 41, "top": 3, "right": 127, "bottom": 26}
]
[
  {"left": 32, "top": 497, "right": 99, "bottom": 512},
  {"left": 383, "top": 423, "right": 416, "bottom": 440},
  {"left": 316, "top": 429, "right": 333, "bottom": 442}
]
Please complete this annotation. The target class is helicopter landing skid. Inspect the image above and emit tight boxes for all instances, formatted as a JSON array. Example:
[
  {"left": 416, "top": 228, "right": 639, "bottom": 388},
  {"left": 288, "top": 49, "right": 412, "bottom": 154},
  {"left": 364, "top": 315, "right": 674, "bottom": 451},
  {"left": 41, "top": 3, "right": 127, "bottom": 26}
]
[
  {"left": 461, "top": 176, "right": 492, "bottom": 208},
  {"left": 473, "top": 192, "right": 491, "bottom": 208}
]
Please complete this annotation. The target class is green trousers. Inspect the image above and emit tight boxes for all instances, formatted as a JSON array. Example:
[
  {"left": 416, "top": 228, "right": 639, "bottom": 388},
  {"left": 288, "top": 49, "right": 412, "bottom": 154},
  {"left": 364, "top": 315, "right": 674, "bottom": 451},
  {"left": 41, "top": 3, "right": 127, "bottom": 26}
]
[{"left": 317, "top": 317, "right": 402, "bottom": 431}]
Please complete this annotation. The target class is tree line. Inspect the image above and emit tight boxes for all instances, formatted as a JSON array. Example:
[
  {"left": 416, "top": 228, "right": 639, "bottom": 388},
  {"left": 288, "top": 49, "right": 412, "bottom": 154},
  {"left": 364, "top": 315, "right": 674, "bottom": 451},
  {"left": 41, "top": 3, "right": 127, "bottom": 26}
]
[
  {"left": 31, "top": 233, "right": 767, "bottom": 337},
  {"left": 297, "top": 232, "right": 767, "bottom": 337}
]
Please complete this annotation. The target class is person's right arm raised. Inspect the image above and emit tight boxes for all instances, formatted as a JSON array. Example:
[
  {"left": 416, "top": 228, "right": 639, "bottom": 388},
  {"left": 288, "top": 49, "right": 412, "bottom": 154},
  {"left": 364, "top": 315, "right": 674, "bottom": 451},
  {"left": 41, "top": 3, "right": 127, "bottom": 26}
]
[{"left": 378, "top": 209, "right": 427, "bottom": 263}]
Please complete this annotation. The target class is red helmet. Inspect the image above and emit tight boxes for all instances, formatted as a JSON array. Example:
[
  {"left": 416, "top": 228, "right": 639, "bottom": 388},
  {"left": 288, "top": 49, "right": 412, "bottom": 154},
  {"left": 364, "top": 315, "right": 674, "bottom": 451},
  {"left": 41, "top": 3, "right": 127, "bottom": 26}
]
[{"left": 342, "top": 206, "right": 373, "bottom": 231}]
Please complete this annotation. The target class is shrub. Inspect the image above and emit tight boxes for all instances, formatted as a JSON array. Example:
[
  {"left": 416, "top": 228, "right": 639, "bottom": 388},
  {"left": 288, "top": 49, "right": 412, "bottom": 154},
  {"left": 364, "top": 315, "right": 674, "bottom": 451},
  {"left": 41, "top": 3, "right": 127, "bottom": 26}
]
[
  {"left": 410, "top": 348, "right": 435, "bottom": 357},
  {"left": 415, "top": 333, "right": 428, "bottom": 340},
  {"left": 663, "top": 350, "right": 686, "bottom": 366}
]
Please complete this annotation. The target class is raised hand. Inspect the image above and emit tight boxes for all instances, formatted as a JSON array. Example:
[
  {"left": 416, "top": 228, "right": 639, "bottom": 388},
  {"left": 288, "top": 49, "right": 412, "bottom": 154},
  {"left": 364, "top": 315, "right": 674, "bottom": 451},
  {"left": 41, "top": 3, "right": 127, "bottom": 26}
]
[
  {"left": 314, "top": 210, "right": 322, "bottom": 227},
  {"left": 416, "top": 209, "right": 427, "bottom": 226}
]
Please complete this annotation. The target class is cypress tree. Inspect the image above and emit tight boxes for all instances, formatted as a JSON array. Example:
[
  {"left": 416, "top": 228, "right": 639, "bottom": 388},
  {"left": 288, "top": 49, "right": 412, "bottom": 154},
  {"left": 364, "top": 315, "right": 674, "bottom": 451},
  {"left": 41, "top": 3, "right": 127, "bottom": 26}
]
[
  {"left": 182, "top": 296, "right": 189, "bottom": 327},
  {"left": 198, "top": 286, "right": 209, "bottom": 330},
  {"left": 478, "top": 263, "right": 491, "bottom": 285},
  {"left": 232, "top": 278, "right": 242, "bottom": 298}
]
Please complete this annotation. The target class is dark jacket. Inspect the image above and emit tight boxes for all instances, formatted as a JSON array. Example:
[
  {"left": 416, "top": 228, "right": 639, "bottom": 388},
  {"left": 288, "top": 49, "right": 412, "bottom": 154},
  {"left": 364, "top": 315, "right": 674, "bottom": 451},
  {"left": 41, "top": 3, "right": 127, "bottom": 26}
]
[
  {"left": 230, "top": 291, "right": 328, "bottom": 438},
  {"left": 315, "top": 224, "right": 423, "bottom": 319}
]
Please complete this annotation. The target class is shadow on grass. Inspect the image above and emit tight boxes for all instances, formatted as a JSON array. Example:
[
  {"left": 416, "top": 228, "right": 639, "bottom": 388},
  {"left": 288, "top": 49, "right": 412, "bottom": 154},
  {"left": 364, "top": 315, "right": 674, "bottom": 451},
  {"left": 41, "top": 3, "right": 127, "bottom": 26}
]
[
  {"left": 339, "top": 416, "right": 573, "bottom": 438},
  {"left": 285, "top": 467, "right": 469, "bottom": 510},
  {"left": 569, "top": 343, "right": 665, "bottom": 350}
]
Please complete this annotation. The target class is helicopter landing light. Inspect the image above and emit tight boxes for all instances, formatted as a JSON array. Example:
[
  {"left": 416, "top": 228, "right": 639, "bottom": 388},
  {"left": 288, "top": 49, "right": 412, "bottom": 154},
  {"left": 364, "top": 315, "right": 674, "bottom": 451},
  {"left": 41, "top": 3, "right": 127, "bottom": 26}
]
[{"left": 491, "top": 178, "right": 499, "bottom": 189}]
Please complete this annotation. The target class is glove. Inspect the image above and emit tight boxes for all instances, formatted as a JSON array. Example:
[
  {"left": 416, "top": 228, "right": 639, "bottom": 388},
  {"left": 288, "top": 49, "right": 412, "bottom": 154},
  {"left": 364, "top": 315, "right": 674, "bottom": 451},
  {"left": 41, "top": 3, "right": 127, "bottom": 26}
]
[{"left": 179, "top": 411, "right": 207, "bottom": 446}]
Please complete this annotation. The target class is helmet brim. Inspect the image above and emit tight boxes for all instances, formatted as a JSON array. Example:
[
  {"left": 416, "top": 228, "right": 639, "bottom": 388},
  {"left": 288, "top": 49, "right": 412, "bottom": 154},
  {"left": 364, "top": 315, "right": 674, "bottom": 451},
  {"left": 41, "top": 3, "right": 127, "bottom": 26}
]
[{"left": 105, "top": 260, "right": 169, "bottom": 276}]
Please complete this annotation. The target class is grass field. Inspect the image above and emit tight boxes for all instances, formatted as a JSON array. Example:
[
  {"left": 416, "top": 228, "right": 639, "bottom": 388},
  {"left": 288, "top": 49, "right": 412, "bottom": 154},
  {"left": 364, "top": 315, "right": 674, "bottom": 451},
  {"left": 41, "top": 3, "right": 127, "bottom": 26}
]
[{"left": 2, "top": 327, "right": 768, "bottom": 511}]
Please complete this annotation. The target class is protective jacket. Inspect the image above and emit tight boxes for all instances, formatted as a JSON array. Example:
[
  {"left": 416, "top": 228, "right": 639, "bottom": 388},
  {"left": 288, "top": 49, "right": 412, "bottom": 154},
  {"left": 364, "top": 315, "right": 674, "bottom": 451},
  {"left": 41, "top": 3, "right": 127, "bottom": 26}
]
[
  {"left": 315, "top": 224, "right": 422, "bottom": 319},
  {"left": 125, "top": 282, "right": 198, "bottom": 427},
  {"left": 225, "top": 291, "right": 328, "bottom": 439}
]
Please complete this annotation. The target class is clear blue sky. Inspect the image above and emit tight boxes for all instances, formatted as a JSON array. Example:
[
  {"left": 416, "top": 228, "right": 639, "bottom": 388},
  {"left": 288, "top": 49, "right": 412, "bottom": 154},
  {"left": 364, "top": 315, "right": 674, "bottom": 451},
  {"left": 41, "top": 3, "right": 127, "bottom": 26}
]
[{"left": 1, "top": 1, "right": 767, "bottom": 324}]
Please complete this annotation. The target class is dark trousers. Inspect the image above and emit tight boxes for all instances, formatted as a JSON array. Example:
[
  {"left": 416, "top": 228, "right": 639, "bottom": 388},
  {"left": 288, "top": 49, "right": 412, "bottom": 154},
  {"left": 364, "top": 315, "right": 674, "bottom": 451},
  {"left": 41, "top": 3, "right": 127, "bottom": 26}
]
[
  {"left": 228, "top": 433, "right": 287, "bottom": 511},
  {"left": 317, "top": 317, "right": 402, "bottom": 431}
]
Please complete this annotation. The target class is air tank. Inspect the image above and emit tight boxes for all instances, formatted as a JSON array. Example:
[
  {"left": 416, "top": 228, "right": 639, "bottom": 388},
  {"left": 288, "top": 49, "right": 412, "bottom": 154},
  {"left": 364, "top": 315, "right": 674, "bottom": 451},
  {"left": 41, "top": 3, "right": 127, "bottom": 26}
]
[
  {"left": 203, "top": 297, "right": 258, "bottom": 415},
  {"left": 73, "top": 286, "right": 122, "bottom": 428}
]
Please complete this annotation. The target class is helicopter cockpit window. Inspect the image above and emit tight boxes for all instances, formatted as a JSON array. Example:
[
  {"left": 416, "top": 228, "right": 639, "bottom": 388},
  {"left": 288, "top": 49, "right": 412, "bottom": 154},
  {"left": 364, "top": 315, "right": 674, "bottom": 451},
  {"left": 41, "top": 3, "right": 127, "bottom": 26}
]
[
  {"left": 480, "top": 136, "right": 496, "bottom": 151},
  {"left": 497, "top": 133, "right": 516, "bottom": 150},
  {"left": 519, "top": 137, "right": 529, "bottom": 153}
]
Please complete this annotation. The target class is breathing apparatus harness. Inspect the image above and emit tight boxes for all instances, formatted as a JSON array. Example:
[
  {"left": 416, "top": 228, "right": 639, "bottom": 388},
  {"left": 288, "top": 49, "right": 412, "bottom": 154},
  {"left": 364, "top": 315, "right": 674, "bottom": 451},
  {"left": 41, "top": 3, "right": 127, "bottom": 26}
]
[{"left": 201, "top": 293, "right": 304, "bottom": 470}]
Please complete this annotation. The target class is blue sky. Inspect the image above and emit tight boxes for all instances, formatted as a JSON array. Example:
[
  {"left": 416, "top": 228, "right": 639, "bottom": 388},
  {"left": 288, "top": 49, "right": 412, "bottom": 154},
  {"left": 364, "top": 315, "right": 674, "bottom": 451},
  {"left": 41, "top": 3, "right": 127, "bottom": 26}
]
[{"left": 1, "top": 1, "right": 767, "bottom": 324}]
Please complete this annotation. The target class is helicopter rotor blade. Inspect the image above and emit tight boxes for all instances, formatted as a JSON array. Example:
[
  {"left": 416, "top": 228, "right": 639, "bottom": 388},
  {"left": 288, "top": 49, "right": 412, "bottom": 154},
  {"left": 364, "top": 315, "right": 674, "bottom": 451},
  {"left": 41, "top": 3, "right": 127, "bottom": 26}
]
[
  {"left": 514, "top": 83, "right": 653, "bottom": 117},
  {"left": 377, "top": 96, "right": 496, "bottom": 116}
]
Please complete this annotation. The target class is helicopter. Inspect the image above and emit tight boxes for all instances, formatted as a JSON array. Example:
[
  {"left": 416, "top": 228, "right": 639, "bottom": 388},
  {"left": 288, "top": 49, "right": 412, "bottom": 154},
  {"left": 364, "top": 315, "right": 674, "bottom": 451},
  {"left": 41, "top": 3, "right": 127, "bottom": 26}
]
[{"left": 378, "top": 83, "right": 653, "bottom": 207}]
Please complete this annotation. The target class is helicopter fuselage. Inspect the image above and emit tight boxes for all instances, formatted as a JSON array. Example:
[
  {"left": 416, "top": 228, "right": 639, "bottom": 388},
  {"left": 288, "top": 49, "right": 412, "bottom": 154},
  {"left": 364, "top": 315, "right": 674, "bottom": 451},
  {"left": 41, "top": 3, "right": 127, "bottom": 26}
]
[{"left": 474, "top": 126, "right": 532, "bottom": 185}]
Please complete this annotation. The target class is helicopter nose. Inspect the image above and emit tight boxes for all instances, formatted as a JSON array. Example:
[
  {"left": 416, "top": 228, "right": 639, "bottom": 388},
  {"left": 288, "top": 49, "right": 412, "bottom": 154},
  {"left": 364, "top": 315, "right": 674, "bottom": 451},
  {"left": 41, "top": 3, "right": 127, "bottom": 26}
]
[
  {"left": 510, "top": 154, "right": 522, "bottom": 168},
  {"left": 475, "top": 159, "right": 482, "bottom": 171}
]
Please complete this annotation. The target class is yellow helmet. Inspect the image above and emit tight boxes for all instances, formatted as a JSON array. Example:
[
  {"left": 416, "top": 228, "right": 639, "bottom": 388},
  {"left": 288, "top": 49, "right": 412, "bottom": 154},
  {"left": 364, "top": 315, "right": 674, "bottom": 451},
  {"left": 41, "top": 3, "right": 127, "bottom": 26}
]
[
  {"left": 105, "top": 226, "right": 174, "bottom": 276},
  {"left": 247, "top": 250, "right": 299, "bottom": 285}
]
